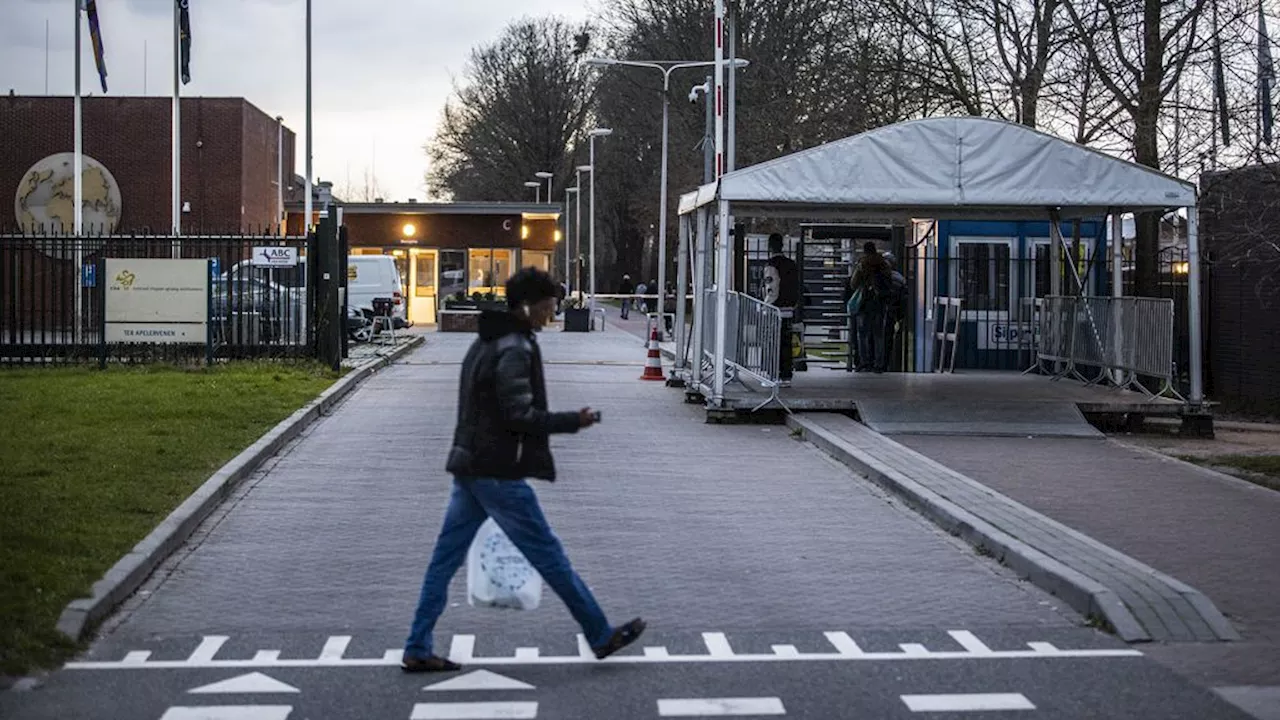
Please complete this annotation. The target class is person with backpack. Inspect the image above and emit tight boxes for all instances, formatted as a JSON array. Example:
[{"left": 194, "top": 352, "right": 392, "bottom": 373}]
[
  {"left": 880, "top": 253, "right": 909, "bottom": 371},
  {"left": 847, "top": 241, "right": 892, "bottom": 373}
]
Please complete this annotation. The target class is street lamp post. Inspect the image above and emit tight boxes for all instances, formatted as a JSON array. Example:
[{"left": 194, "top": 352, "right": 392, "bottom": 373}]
[
  {"left": 536, "top": 171, "right": 554, "bottom": 204},
  {"left": 575, "top": 164, "right": 590, "bottom": 300},
  {"left": 587, "top": 129, "right": 612, "bottom": 313},
  {"left": 584, "top": 57, "right": 749, "bottom": 338},
  {"left": 523, "top": 181, "right": 541, "bottom": 203},
  {"left": 564, "top": 186, "right": 578, "bottom": 291}
]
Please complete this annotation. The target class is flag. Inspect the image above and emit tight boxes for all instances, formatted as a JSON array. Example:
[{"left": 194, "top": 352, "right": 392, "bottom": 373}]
[
  {"left": 83, "top": 0, "right": 108, "bottom": 93},
  {"left": 1260, "top": 3, "right": 1275, "bottom": 146},
  {"left": 178, "top": 0, "right": 192, "bottom": 85},
  {"left": 1213, "top": 3, "right": 1230, "bottom": 146}
]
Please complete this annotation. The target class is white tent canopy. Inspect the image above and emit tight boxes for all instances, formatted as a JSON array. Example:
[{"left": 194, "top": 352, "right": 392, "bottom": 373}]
[
  {"left": 678, "top": 117, "right": 1197, "bottom": 220},
  {"left": 674, "top": 116, "right": 1205, "bottom": 409}
]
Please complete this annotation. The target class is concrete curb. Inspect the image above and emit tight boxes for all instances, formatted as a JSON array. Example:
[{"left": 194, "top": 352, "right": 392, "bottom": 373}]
[
  {"left": 54, "top": 337, "right": 425, "bottom": 643},
  {"left": 787, "top": 414, "right": 1239, "bottom": 643}
]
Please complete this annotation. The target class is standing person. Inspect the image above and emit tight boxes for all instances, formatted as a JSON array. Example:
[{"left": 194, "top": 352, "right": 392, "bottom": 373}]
[
  {"left": 662, "top": 281, "right": 676, "bottom": 337},
  {"left": 848, "top": 242, "right": 892, "bottom": 373},
  {"left": 762, "top": 233, "right": 800, "bottom": 386},
  {"left": 401, "top": 267, "right": 646, "bottom": 673},
  {"left": 880, "top": 254, "right": 908, "bottom": 372},
  {"left": 619, "top": 274, "right": 635, "bottom": 320},
  {"left": 635, "top": 279, "right": 649, "bottom": 314}
]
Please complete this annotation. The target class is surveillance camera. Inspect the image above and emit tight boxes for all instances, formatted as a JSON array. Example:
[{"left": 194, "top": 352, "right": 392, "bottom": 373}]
[{"left": 688, "top": 87, "right": 701, "bottom": 104}]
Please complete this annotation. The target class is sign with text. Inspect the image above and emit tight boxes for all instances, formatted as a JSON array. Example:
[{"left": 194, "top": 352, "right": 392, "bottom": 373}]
[
  {"left": 252, "top": 246, "right": 299, "bottom": 267},
  {"left": 104, "top": 259, "right": 208, "bottom": 344},
  {"left": 976, "top": 320, "right": 1039, "bottom": 350}
]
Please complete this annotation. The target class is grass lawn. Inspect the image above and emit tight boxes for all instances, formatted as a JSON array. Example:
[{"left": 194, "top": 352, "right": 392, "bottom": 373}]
[
  {"left": 1180, "top": 454, "right": 1280, "bottom": 492},
  {"left": 0, "top": 362, "right": 340, "bottom": 677}
]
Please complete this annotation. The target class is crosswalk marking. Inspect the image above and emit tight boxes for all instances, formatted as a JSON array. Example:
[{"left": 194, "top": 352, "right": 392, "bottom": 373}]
[
  {"left": 657, "top": 697, "right": 786, "bottom": 716},
  {"left": 410, "top": 701, "right": 538, "bottom": 719},
  {"left": 901, "top": 693, "right": 1036, "bottom": 712},
  {"left": 159, "top": 706, "right": 293, "bottom": 720},
  {"left": 65, "top": 630, "right": 1143, "bottom": 670},
  {"left": 188, "top": 636, "right": 229, "bottom": 663},
  {"left": 702, "top": 633, "right": 734, "bottom": 658},
  {"left": 319, "top": 636, "right": 351, "bottom": 661}
]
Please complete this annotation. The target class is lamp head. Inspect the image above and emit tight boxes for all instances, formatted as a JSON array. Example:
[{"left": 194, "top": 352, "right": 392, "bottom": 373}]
[
  {"left": 576, "top": 164, "right": 593, "bottom": 173},
  {"left": 589, "top": 128, "right": 613, "bottom": 137},
  {"left": 583, "top": 57, "right": 615, "bottom": 67},
  {"left": 524, "top": 181, "right": 540, "bottom": 188},
  {"left": 535, "top": 171, "right": 554, "bottom": 179}
]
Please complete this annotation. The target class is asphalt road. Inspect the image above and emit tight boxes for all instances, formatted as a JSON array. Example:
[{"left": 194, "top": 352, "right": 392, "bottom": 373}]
[{"left": 0, "top": 328, "right": 1257, "bottom": 719}]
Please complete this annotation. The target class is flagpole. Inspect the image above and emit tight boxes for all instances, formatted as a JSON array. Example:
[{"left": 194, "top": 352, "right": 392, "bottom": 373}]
[
  {"left": 74, "top": 0, "right": 84, "bottom": 343},
  {"left": 304, "top": 0, "right": 313, "bottom": 236},
  {"left": 172, "top": 0, "right": 181, "bottom": 255}
]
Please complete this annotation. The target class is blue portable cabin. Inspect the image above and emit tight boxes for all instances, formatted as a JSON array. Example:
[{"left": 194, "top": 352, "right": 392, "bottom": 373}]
[{"left": 909, "top": 218, "right": 1110, "bottom": 372}]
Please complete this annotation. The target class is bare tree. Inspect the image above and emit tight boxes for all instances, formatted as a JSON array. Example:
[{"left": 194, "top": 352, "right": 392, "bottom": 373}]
[
  {"left": 425, "top": 17, "right": 598, "bottom": 202},
  {"left": 334, "top": 167, "right": 389, "bottom": 203}
]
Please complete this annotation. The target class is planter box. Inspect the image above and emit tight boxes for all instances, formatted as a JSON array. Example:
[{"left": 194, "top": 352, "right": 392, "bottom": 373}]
[
  {"left": 439, "top": 309, "right": 480, "bottom": 333},
  {"left": 563, "top": 308, "right": 591, "bottom": 332}
]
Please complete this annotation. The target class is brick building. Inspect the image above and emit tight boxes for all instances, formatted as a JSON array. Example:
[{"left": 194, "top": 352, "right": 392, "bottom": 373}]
[
  {"left": 1200, "top": 163, "right": 1280, "bottom": 415},
  {"left": 1, "top": 95, "right": 295, "bottom": 232}
]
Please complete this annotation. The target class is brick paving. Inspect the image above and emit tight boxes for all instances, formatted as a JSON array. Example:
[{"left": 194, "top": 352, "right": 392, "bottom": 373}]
[{"left": 899, "top": 434, "right": 1280, "bottom": 687}]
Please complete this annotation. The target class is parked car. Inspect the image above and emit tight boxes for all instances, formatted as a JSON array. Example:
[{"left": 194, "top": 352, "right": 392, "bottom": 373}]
[{"left": 225, "top": 254, "right": 409, "bottom": 330}]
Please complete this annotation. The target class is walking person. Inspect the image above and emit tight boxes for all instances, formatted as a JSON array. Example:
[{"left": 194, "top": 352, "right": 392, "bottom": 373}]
[
  {"left": 619, "top": 274, "right": 634, "bottom": 320},
  {"left": 635, "top": 279, "right": 649, "bottom": 314},
  {"left": 401, "top": 267, "right": 646, "bottom": 673},
  {"left": 848, "top": 242, "right": 892, "bottom": 373}
]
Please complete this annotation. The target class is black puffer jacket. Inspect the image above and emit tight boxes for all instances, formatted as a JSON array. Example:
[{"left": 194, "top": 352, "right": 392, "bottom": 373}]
[{"left": 445, "top": 310, "right": 581, "bottom": 481}]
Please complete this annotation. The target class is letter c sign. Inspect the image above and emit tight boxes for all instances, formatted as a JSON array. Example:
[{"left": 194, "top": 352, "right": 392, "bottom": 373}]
[{"left": 502, "top": 219, "right": 513, "bottom": 231}]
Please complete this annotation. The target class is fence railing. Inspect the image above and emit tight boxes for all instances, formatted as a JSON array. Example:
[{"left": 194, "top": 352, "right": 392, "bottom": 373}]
[
  {"left": 697, "top": 290, "right": 787, "bottom": 412},
  {"left": 1, "top": 232, "right": 314, "bottom": 365},
  {"left": 1036, "top": 295, "right": 1180, "bottom": 399}
]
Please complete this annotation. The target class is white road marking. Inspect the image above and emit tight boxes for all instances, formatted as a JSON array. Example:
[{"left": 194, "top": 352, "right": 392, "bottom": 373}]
[
  {"left": 448, "top": 635, "right": 476, "bottom": 663},
  {"left": 702, "top": 632, "right": 734, "bottom": 658},
  {"left": 188, "top": 672, "right": 300, "bottom": 694},
  {"left": 188, "top": 636, "right": 229, "bottom": 663},
  {"left": 159, "top": 706, "right": 293, "bottom": 720},
  {"left": 424, "top": 670, "right": 535, "bottom": 691},
  {"left": 319, "top": 635, "right": 351, "bottom": 661},
  {"left": 64, "top": 631, "right": 1144, "bottom": 670},
  {"left": 901, "top": 693, "right": 1036, "bottom": 712},
  {"left": 824, "top": 631, "right": 865, "bottom": 656},
  {"left": 410, "top": 701, "right": 538, "bottom": 719},
  {"left": 949, "top": 630, "right": 994, "bottom": 655},
  {"left": 657, "top": 697, "right": 786, "bottom": 716}
]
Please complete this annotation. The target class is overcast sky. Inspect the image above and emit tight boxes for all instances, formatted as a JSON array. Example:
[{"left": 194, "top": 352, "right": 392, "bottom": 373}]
[{"left": 2, "top": 0, "right": 596, "bottom": 201}]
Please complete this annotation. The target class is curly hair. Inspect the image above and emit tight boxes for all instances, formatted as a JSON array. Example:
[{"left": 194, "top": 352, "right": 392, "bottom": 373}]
[{"left": 505, "top": 266, "right": 560, "bottom": 309}]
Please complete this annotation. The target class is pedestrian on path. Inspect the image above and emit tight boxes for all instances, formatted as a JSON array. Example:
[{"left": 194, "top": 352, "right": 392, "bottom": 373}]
[
  {"left": 402, "top": 267, "right": 646, "bottom": 673},
  {"left": 636, "top": 279, "right": 649, "bottom": 314},
  {"left": 620, "top": 274, "right": 634, "bottom": 319}
]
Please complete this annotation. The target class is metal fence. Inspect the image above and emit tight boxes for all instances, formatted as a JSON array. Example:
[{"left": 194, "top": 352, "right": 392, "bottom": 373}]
[
  {"left": 1036, "top": 295, "right": 1180, "bottom": 398},
  {"left": 0, "top": 232, "right": 314, "bottom": 365},
  {"left": 697, "top": 290, "right": 786, "bottom": 411}
]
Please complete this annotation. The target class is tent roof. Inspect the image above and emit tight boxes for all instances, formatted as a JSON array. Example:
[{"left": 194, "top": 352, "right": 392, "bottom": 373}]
[{"left": 678, "top": 117, "right": 1197, "bottom": 220}]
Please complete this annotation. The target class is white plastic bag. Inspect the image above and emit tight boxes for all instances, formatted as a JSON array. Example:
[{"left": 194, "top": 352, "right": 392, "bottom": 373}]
[{"left": 466, "top": 518, "right": 543, "bottom": 610}]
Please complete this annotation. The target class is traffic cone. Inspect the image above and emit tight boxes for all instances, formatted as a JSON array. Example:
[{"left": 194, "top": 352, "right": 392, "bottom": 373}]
[{"left": 640, "top": 325, "right": 665, "bottom": 381}]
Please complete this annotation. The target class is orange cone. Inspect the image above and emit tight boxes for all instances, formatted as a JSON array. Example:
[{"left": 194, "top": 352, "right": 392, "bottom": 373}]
[{"left": 640, "top": 325, "right": 665, "bottom": 381}]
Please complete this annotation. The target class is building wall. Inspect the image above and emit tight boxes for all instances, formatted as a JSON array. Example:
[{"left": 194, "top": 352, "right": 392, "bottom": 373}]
[
  {"left": 1201, "top": 164, "right": 1280, "bottom": 415},
  {"left": 285, "top": 211, "right": 557, "bottom": 252},
  {"left": 0, "top": 96, "right": 294, "bottom": 233}
]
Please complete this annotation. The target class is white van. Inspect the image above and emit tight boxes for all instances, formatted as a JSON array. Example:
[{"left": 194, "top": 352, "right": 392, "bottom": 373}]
[
  {"left": 345, "top": 255, "right": 408, "bottom": 326},
  {"left": 225, "top": 254, "right": 408, "bottom": 329}
]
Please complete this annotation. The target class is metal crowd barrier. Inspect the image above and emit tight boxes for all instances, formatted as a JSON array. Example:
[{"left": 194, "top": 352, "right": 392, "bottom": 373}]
[
  {"left": 697, "top": 291, "right": 788, "bottom": 412},
  {"left": 1036, "top": 295, "right": 1181, "bottom": 400}
]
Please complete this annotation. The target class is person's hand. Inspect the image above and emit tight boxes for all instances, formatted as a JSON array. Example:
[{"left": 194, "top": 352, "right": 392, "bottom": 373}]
[{"left": 578, "top": 407, "right": 597, "bottom": 429}]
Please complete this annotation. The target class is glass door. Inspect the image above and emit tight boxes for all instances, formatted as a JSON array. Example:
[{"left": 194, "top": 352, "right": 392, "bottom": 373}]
[{"left": 409, "top": 249, "right": 437, "bottom": 325}]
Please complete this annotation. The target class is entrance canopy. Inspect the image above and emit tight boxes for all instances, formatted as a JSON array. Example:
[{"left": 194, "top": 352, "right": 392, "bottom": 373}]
[{"left": 678, "top": 117, "right": 1197, "bottom": 220}]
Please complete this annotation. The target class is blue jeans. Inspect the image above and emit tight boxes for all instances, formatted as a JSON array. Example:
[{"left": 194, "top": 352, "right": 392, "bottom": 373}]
[
  {"left": 855, "top": 308, "right": 887, "bottom": 371},
  {"left": 620, "top": 298, "right": 631, "bottom": 319},
  {"left": 404, "top": 477, "right": 613, "bottom": 658}
]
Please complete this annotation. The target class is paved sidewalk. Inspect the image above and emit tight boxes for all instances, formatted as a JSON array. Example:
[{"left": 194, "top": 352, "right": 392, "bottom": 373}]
[{"left": 899, "top": 434, "right": 1280, "bottom": 689}]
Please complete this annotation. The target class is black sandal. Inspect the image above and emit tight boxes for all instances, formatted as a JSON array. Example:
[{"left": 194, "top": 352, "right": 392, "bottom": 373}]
[
  {"left": 593, "top": 618, "right": 647, "bottom": 659},
  {"left": 401, "top": 654, "right": 462, "bottom": 673}
]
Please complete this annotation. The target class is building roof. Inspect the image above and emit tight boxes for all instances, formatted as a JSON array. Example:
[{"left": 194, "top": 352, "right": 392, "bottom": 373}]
[
  {"left": 679, "top": 116, "right": 1198, "bottom": 220},
  {"left": 284, "top": 200, "right": 561, "bottom": 217}
]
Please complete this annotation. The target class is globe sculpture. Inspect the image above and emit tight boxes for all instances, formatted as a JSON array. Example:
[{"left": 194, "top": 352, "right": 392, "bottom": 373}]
[{"left": 14, "top": 152, "right": 122, "bottom": 259}]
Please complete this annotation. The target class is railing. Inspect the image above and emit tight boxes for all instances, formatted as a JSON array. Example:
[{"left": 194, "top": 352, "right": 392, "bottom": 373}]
[
  {"left": 1, "top": 232, "right": 314, "bottom": 365},
  {"left": 1037, "top": 295, "right": 1180, "bottom": 399},
  {"left": 699, "top": 290, "right": 788, "bottom": 412}
]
